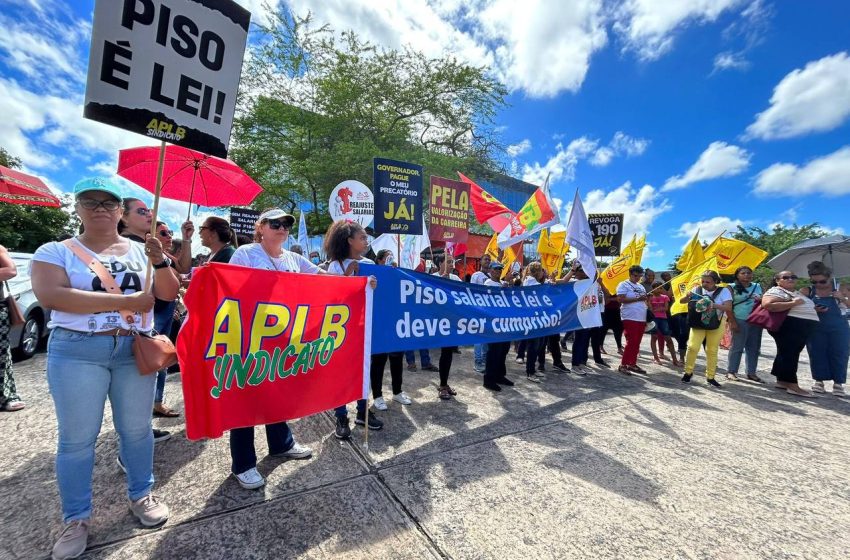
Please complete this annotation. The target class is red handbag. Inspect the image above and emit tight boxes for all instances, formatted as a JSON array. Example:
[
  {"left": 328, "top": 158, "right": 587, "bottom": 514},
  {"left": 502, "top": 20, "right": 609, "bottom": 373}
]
[{"left": 746, "top": 303, "right": 788, "bottom": 332}]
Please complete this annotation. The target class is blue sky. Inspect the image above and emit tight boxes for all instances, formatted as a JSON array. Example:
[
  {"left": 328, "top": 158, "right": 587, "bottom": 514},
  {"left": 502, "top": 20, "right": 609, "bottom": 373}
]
[{"left": 1, "top": 1, "right": 849, "bottom": 268}]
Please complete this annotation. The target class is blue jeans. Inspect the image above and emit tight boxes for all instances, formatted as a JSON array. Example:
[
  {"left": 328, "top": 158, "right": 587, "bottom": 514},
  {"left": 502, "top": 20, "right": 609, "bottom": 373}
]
[
  {"left": 153, "top": 301, "right": 176, "bottom": 404},
  {"left": 47, "top": 328, "right": 155, "bottom": 522},
  {"left": 335, "top": 399, "right": 367, "bottom": 418},
  {"left": 726, "top": 321, "right": 762, "bottom": 375},
  {"left": 405, "top": 349, "right": 432, "bottom": 367},
  {"left": 474, "top": 344, "right": 488, "bottom": 367}
]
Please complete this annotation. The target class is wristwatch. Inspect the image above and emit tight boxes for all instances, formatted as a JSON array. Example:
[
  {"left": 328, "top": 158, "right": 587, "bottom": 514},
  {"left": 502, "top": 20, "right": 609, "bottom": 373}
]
[{"left": 152, "top": 257, "right": 172, "bottom": 270}]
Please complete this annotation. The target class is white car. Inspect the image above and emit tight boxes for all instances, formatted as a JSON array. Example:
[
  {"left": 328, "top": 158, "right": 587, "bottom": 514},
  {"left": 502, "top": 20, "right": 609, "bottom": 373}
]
[{"left": 7, "top": 252, "right": 51, "bottom": 360}]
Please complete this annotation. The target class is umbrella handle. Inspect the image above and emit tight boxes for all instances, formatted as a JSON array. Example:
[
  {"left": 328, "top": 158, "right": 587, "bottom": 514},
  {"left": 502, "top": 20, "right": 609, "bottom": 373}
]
[{"left": 143, "top": 141, "right": 168, "bottom": 328}]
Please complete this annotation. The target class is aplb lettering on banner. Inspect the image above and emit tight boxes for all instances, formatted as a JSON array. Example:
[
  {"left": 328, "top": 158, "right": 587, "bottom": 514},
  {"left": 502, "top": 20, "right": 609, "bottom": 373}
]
[{"left": 84, "top": 0, "right": 251, "bottom": 157}]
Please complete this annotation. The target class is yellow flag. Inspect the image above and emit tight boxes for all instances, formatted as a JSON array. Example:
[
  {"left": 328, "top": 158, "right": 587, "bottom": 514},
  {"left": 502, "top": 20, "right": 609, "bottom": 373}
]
[
  {"left": 500, "top": 244, "right": 519, "bottom": 280},
  {"left": 484, "top": 233, "right": 499, "bottom": 261},
  {"left": 537, "top": 229, "right": 568, "bottom": 256},
  {"left": 600, "top": 235, "right": 637, "bottom": 294},
  {"left": 676, "top": 230, "right": 705, "bottom": 272},
  {"left": 633, "top": 234, "right": 646, "bottom": 265},
  {"left": 704, "top": 237, "right": 768, "bottom": 274},
  {"left": 670, "top": 256, "right": 719, "bottom": 315}
]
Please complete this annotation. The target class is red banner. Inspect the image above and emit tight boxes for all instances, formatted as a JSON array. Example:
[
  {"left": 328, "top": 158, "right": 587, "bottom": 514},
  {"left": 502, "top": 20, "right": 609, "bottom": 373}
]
[
  {"left": 177, "top": 263, "right": 371, "bottom": 440},
  {"left": 429, "top": 176, "right": 469, "bottom": 243}
]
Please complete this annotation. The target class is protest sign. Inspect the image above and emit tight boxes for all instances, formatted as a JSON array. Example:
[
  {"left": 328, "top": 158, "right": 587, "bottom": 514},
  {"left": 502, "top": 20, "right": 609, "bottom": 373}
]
[
  {"left": 361, "top": 264, "right": 602, "bottom": 353},
  {"left": 373, "top": 158, "right": 423, "bottom": 235},
  {"left": 177, "top": 263, "right": 371, "bottom": 440},
  {"left": 329, "top": 180, "right": 374, "bottom": 228},
  {"left": 229, "top": 207, "right": 261, "bottom": 237},
  {"left": 588, "top": 213, "right": 624, "bottom": 256},
  {"left": 84, "top": 0, "right": 250, "bottom": 157},
  {"left": 429, "top": 176, "right": 469, "bottom": 243}
]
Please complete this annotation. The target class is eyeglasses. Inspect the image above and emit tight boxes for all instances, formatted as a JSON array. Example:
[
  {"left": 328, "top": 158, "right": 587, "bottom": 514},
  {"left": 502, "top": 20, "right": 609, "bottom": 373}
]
[
  {"left": 266, "top": 219, "right": 291, "bottom": 231},
  {"left": 158, "top": 230, "right": 174, "bottom": 238},
  {"left": 779, "top": 275, "right": 798, "bottom": 281},
  {"left": 77, "top": 198, "right": 120, "bottom": 211},
  {"left": 811, "top": 279, "right": 830, "bottom": 285}
]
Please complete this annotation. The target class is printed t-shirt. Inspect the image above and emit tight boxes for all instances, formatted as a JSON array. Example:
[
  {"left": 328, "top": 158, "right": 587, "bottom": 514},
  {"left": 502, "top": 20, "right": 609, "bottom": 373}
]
[
  {"left": 649, "top": 294, "right": 670, "bottom": 318},
  {"left": 616, "top": 280, "right": 648, "bottom": 322}
]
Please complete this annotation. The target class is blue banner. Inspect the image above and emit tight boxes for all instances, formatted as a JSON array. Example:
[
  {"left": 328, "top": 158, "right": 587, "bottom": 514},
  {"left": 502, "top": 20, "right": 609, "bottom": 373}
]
[{"left": 360, "top": 264, "right": 603, "bottom": 353}]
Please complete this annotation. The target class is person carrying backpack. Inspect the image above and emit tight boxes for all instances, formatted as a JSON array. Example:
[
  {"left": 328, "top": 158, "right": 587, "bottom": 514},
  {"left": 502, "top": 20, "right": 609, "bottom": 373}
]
[{"left": 680, "top": 270, "right": 732, "bottom": 387}]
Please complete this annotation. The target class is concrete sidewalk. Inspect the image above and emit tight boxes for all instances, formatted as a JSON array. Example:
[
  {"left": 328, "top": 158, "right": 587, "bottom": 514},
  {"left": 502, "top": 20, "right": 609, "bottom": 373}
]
[{"left": 2, "top": 336, "right": 849, "bottom": 559}]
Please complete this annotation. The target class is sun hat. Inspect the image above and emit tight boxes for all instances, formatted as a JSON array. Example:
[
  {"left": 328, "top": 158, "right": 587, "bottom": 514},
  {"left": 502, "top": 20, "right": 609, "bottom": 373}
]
[
  {"left": 73, "top": 177, "right": 123, "bottom": 200},
  {"left": 258, "top": 208, "right": 295, "bottom": 226}
]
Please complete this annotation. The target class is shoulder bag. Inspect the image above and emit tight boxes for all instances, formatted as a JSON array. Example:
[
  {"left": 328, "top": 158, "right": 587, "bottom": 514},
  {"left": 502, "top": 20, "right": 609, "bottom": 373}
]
[
  {"left": 2, "top": 281, "right": 25, "bottom": 327},
  {"left": 63, "top": 239, "right": 177, "bottom": 375}
]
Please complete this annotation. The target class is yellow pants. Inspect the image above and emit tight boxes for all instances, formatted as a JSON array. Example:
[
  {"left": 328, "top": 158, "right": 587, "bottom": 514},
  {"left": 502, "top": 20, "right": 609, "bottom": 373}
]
[{"left": 684, "top": 327, "right": 723, "bottom": 379}]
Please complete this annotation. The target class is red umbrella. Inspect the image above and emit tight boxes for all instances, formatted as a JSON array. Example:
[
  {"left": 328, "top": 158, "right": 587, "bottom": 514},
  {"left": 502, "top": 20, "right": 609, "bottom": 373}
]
[
  {"left": 0, "top": 165, "right": 61, "bottom": 207},
  {"left": 117, "top": 145, "right": 263, "bottom": 219}
]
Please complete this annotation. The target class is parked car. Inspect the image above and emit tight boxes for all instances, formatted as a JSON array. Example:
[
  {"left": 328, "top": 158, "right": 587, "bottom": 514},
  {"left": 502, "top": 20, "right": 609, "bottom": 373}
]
[{"left": 8, "top": 252, "right": 51, "bottom": 360}]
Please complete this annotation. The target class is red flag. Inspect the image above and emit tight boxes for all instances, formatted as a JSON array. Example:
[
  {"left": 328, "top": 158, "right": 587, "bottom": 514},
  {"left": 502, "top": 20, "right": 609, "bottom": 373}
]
[
  {"left": 177, "top": 263, "right": 371, "bottom": 440},
  {"left": 457, "top": 172, "right": 515, "bottom": 232}
]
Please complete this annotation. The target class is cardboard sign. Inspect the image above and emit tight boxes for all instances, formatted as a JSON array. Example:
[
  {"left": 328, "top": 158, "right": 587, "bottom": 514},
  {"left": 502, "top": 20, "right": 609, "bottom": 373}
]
[
  {"left": 428, "top": 176, "right": 469, "bottom": 243},
  {"left": 229, "top": 207, "right": 261, "bottom": 236},
  {"left": 588, "top": 213, "right": 624, "bottom": 256},
  {"left": 84, "top": 0, "right": 250, "bottom": 157},
  {"left": 329, "top": 180, "right": 374, "bottom": 228},
  {"left": 372, "top": 158, "right": 422, "bottom": 235}
]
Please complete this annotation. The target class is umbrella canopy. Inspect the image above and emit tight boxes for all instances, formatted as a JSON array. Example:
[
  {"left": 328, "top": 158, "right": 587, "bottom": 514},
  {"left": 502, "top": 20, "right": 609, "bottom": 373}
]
[
  {"left": 767, "top": 235, "right": 850, "bottom": 277},
  {"left": 117, "top": 145, "right": 263, "bottom": 217},
  {"left": 0, "top": 165, "right": 61, "bottom": 207}
]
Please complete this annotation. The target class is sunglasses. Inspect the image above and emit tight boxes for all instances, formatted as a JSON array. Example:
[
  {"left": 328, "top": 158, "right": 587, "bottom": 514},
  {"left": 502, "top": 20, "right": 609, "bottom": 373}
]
[
  {"left": 810, "top": 279, "right": 830, "bottom": 285},
  {"left": 779, "top": 275, "right": 798, "bottom": 281},
  {"left": 77, "top": 198, "right": 120, "bottom": 211},
  {"left": 158, "top": 229, "right": 174, "bottom": 238},
  {"left": 266, "top": 219, "right": 291, "bottom": 231}
]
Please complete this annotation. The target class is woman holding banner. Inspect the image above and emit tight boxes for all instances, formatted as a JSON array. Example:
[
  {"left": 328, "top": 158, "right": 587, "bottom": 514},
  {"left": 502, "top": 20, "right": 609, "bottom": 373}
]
[
  {"left": 483, "top": 261, "right": 514, "bottom": 392},
  {"left": 226, "top": 209, "right": 317, "bottom": 490},
  {"left": 370, "top": 250, "right": 411, "bottom": 409},
  {"left": 433, "top": 255, "right": 462, "bottom": 400},
  {"left": 31, "top": 179, "right": 179, "bottom": 559},
  {"left": 324, "top": 220, "right": 383, "bottom": 436}
]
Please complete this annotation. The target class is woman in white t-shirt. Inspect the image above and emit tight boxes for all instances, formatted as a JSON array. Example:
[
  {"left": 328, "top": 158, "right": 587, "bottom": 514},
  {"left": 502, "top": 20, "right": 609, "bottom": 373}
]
[
  {"left": 761, "top": 270, "right": 820, "bottom": 397},
  {"left": 678, "top": 271, "right": 732, "bottom": 387},
  {"left": 31, "top": 178, "right": 179, "bottom": 559},
  {"left": 226, "top": 209, "right": 319, "bottom": 490},
  {"left": 323, "top": 220, "right": 383, "bottom": 438}
]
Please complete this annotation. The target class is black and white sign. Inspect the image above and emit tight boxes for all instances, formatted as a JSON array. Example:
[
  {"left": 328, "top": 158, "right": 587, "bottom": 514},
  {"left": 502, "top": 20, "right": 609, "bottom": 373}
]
[
  {"left": 229, "top": 207, "right": 261, "bottom": 236},
  {"left": 84, "top": 0, "right": 250, "bottom": 157},
  {"left": 588, "top": 213, "right": 624, "bottom": 256}
]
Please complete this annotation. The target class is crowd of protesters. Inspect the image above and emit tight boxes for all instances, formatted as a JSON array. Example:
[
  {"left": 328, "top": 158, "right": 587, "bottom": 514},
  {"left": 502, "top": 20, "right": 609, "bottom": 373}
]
[{"left": 7, "top": 176, "right": 848, "bottom": 559}]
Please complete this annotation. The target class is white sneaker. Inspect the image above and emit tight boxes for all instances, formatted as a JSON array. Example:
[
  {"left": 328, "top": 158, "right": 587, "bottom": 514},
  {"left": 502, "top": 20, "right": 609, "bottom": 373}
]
[
  {"left": 234, "top": 467, "right": 265, "bottom": 490},
  {"left": 273, "top": 442, "right": 313, "bottom": 460},
  {"left": 834, "top": 384, "right": 847, "bottom": 396},
  {"left": 373, "top": 396, "right": 388, "bottom": 410},
  {"left": 812, "top": 380, "right": 826, "bottom": 393},
  {"left": 392, "top": 392, "right": 412, "bottom": 405}
]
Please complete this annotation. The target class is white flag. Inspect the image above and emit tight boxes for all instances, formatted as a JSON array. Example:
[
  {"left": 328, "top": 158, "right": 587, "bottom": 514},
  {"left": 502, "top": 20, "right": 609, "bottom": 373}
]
[
  {"left": 297, "top": 210, "right": 308, "bottom": 250},
  {"left": 565, "top": 189, "right": 596, "bottom": 279}
]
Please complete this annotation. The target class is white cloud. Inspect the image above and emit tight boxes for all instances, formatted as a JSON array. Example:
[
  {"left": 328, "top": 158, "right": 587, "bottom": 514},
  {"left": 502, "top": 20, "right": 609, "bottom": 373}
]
[
  {"left": 713, "top": 51, "right": 749, "bottom": 72},
  {"left": 590, "top": 147, "right": 614, "bottom": 167},
  {"left": 522, "top": 137, "right": 598, "bottom": 185},
  {"left": 745, "top": 52, "right": 850, "bottom": 140},
  {"left": 506, "top": 139, "right": 532, "bottom": 157},
  {"left": 609, "top": 131, "right": 649, "bottom": 156},
  {"left": 675, "top": 216, "right": 745, "bottom": 244},
  {"left": 613, "top": 0, "right": 746, "bottom": 61},
  {"left": 662, "top": 141, "right": 751, "bottom": 191},
  {"left": 285, "top": 0, "right": 608, "bottom": 97},
  {"left": 581, "top": 181, "right": 673, "bottom": 242},
  {"left": 753, "top": 146, "right": 850, "bottom": 197}
]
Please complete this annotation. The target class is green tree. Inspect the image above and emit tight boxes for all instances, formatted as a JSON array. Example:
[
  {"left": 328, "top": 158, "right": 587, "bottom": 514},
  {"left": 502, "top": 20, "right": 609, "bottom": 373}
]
[
  {"left": 231, "top": 11, "right": 508, "bottom": 234},
  {"left": 0, "top": 147, "right": 77, "bottom": 252},
  {"left": 732, "top": 223, "right": 829, "bottom": 287}
]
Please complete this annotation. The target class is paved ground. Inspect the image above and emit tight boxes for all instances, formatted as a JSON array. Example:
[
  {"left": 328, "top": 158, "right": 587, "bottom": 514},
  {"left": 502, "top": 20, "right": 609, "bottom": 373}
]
[{"left": 2, "top": 335, "right": 849, "bottom": 560}]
